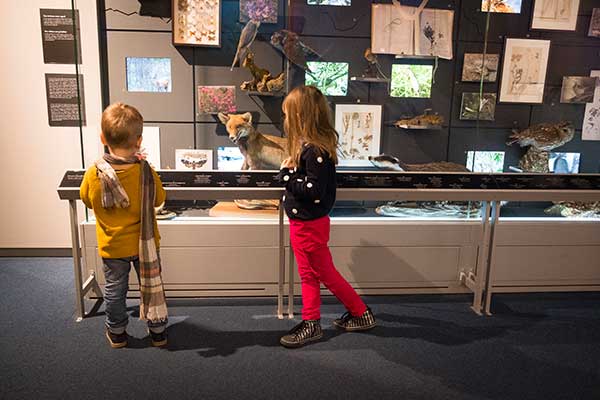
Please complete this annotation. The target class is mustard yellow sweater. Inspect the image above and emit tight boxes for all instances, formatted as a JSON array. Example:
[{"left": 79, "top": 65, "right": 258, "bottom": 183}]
[{"left": 80, "top": 164, "right": 166, "bottom": 259}]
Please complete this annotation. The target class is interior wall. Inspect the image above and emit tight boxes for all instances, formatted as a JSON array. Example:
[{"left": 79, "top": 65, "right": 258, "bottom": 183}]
[
  {"left": 0, "top": 0, "right": 102, "bottom": 249},
  {"left": 100, "top": 0, "right": 600, "bottom": 172}
]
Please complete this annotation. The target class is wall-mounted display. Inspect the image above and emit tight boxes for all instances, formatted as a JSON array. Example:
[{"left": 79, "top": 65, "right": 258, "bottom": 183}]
[
  {"left": 231, "top": 19, "right": 260, "bottom": 70},
  {"left": 271, "top": 30, "right": 322, "bottom": 71},
  {"left": 371, "top": 4, "right": 453, "bottom": 59},
  {"left": 217, "top": 146, "right": 245, "bottom": 170},
  {"left": 390, "top": 64, "right": 433, "bottom": 98},
  {"left": 531, "top": 0, "right": 580, "bottom": 31},
  {"left": 198, "top": 86, "right": 236, "bottom": 114},
  {"left": 549, "top": 152, "right": 580, "bottom": 173},
  {"left": 334, "top": 104, "right": 382, "bottom": 163},
  {"left": 125, "top": 57, "right": 172, "bottom": 93},
  {"left": 499, "top": 38, "right": 550, "bottom": 104},
  {"left": 239, "top": 52, "right": 285, "bottom": 93},
  {"left": 44, "top": 73, "right": 85, "bottom": 127},
  {"left": 173, "top": 0, "right": 221, "bottom": 47},
  {"left": 40, "top": 9, "right": 82, "bottom": 64},
  {"left": 460, "top": 93, "right": 497, "bottom": 121},
  {"left": 240, "top": 0, "right": 278, "bottom": 23},
  {"left": 560, "top": 76, "right": 598, "bottom": 103},
  {"left": 305, "top": 61, "right": 349, "bottom": 96},
  {"left": 461, "top": 53, "right": 499, "bottom": 82},
  {"left": 141, "top": 126, "right": 161, "bottom": 169},
  {"left": 583, "top": 71, "right": 600, "bottom": 141},
  {"left": 176, "top": 149, "right": 213, "bottom": 170},
  {"left": 481, "top": 0, "right": 522, "bottom": 13},
  {"left": 307, "top": 0, "right": 351, "bottom": 5},
  {"left": 589, "top": 8, "right": 600, "bottom": 37},
  {"left": 466, "top": 151, "right": 505, "bottom": 172}
]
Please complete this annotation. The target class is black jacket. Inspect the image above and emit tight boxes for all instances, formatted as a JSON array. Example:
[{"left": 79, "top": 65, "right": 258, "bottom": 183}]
[{"left": 276, "top": 144, "right": 337, "bottom": 220}]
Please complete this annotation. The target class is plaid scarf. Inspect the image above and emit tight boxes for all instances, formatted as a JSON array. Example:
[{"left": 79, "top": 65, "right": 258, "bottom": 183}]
[{"left": 95, "top": 153, "right": 168, "bottom": 323}]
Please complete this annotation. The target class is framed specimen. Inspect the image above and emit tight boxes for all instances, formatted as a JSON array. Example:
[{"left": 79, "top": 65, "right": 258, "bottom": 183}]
[
  {"left": 461, "top": 53, "right": 499, "bottom": 82},
  {"left": 498, "top": 38, "right": 550, "bottom": 104},
  {"left": 583, "top": 70, "right": 600, "bottom": 141},
  {"left": 560, "top": 76, "right": 598, "bottom": 103},
  {"left": 589, "top": 8, "right": 600, "bottom": 37},
  {"left": 417, "top": 8, "right": 454, "bottom": 60},
  {"left": 240, "top": 0, "right": 278, "bottom": 23},
  {"left": 176, "top": 149, "right": 213, "bottom": 170},
  {"left": 466, "top": 151, "right": 505, "bottom": 173},
  {"left": 173, "top": 0, "right": 221, "bottom": 47},
  {"left": 334, "top": 104, "right": 382, "bottom": 163},
  {"left": 460, "top": 93, "right": 497, "bottom": 121},
  {"left": 197, "top": 86, "right": 236, "bottom": 114},
  {"left": 481, "top": 0, "right": 522, "bottom": 13},
  {"left": 125, "top": 57, "right": 172, "bottom": 92},
  {"left": 531, "top": 0, "right": 580, "bottom": 31}
]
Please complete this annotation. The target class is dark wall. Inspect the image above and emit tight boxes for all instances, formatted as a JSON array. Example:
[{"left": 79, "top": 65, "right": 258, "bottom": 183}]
[{"left": 100, "top": 0, "right": 600, "bottom": 172}]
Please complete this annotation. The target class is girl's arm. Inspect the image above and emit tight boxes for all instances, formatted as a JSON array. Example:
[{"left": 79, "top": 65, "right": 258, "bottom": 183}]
[{"left": 278, "top": 146, "right": 331, "bottom": 202}]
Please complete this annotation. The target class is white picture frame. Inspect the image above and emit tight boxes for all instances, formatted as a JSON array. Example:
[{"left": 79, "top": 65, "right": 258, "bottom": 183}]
[
  {"left": 334, "top": 104, "right": 382, "bottom": 165},
  {"left": 583, "top": 70, "right": 600, "bottom": 141},
  {"left": 141, "top": 126, "right": 161, "bottom": 169},
  {"left": 175, "top": 149, "right": 213, "bottom": 170},
  {"left": 498, "top": 38, "right": 550, "bottom": 104},
  {"left": 531, "top": 0, "right": 580, "bottom": 31}
]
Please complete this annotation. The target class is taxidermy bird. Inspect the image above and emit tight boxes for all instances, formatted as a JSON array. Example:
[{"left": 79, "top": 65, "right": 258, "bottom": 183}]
[
  {"left": 270, "top": 30, "right": 322, "bottom": 71},
  {"left": 369, "top": 155, "right": 469, "bottom": 172},
  {"left": 231, "top": 19, "right": 261, "bottom": 71},
  {"left": 363, "top": 48, "right": 388, "bottom": 80},
  {"left": 506, "top": 121, "right": 574, "bottom": 151}
]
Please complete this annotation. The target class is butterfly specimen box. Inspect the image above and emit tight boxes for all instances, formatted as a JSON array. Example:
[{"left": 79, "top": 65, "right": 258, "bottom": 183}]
[{"left": 173, "top": 0, "right": 221, "bottom": 47}]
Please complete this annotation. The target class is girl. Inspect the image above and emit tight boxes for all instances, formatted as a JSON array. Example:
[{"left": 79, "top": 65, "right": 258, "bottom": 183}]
[{"left": 278, "top": 85, "right": 376, "bottom": 348}]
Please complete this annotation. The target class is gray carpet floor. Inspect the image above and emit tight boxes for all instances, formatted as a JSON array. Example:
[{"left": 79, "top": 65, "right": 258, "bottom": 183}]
[{"left": 1, "top": 257, "right": 600, "bottom": 400}]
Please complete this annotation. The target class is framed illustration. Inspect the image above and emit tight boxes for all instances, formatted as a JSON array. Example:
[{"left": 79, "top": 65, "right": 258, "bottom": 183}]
[
  {"left": 466, "top": 151, "right": 505, "bottom": 173},
  {"left": 172, "top": 0, "right": 221, "bottom": 47},
  {"left": 460, "top": 93, "right": 497, "bottom": 121},
  {"left": 461, "top": 53, "right": 499, "bottom": 82},
  {"left": 531, "top": 0, "right": 580, "bottom": 31},
  {"left": 240, "top": 0, "right": 278, "bottom": 23},
  {"left": 560, "top": 76, "right": 597, "bottom": 103},
  {"left": 498, "top": 38, "right": 550, "bottom": 104},
  {"left": 583, "top": 70, "right": 600, "bottom": 141},
  {"left": 334, "top": 104, "right": 382, "bottom": 163},
  {"left": 589, "top": 8, "right": 600, "bottom": 37},
  {"left": 197, "top": 86, "right": 236, "bottom": 114},
  {"left": 417, "top": 9, "right": 454, "bottom": 60},
  {"left": 481, "top": 0, "right": 522, "bottom": 13},
  {"left": 125, "top": 57, "right": 172, "bottom": 93},
  {"left": 175, "top": 149, "right": 213, "bottom": 170}
]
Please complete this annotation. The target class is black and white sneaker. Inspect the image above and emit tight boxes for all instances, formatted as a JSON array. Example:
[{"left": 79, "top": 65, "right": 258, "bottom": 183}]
[
  {"left": 334, "top": 308, "right": 376, "bottom": 332},
  {"left": 149, "top": 329, "right": 168, "bottom": 347},
  {"left": 280, "top": 320, "right": 323, "bottom": 348},
  {"left": 105, "top": 329, "right": 128, "bottom": 348}
]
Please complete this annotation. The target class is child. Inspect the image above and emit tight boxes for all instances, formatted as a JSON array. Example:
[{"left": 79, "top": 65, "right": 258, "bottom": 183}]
[
  {"left": 277, "top": 86, "right": 376, "bottom": 348},
  {"left": 80, "top": 102, "right": 168, "bottom": 348}
]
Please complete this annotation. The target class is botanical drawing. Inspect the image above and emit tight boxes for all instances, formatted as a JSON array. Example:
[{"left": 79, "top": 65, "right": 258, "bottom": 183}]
[
  {"left": 335, "top": 105, "right": 381, "bottom": 162},
  {"left": 532, "top": 0, "right": 579, "bottom": 30},
  {"left": 418, "top": 9, "right": 453, "bottom": 60},
  {"left": 583, "top": 71, "right": 600, "bottom": 141},
  {"left": 508, "top": 47, "right": 542, "bottom": 96}
]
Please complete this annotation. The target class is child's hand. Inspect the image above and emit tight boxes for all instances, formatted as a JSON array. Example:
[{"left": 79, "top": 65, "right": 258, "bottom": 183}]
[{"left": 280, "top": 157, "right": 293, "bottom": 169}]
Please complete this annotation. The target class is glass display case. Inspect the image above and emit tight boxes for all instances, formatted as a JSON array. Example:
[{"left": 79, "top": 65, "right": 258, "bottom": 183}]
[{"left": 62, "top": 0, "right": 600, "bottom": 319}]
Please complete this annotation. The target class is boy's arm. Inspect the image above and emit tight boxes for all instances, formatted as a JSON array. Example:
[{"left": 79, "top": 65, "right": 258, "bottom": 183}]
[
  {"left": 152, "top": 169, "right": 166, "bottom": 207},
  {"left": 79, "top": 167, "right": 94, "bottom": 209}
]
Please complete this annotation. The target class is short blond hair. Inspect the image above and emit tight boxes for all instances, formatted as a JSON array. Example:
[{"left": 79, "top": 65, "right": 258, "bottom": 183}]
[{"left": 101, "top": 102, "right": 143, "bottom": 149}]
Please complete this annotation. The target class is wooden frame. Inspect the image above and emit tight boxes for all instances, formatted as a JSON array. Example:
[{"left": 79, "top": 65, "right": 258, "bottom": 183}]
[
  {"left": 172, "top": 0, "right": 222, "bottom": 47},
  {"left": 531, "top": 0, "right": 580, "bottom": 31}
]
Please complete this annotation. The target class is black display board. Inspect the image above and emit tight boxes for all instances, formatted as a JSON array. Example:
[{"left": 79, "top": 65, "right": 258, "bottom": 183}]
[
  {"left": 40, "top": 9, "right": 82, "bottom": 64},
  {"left": 45, "top": 74, "right": 86, "bottom": 127}
]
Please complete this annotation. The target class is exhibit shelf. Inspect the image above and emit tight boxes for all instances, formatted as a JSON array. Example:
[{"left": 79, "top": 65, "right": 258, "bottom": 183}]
[
  {"left": 244, "top": 91, "right": 285, "bottom": 97},
  {"left": 350, "top": 76, "right": 390, "bottom": 83}
]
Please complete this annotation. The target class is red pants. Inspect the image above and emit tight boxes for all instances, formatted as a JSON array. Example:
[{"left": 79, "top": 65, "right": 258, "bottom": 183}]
[{"left": 290, "top": 215, "right": 367, "bottom": 320}]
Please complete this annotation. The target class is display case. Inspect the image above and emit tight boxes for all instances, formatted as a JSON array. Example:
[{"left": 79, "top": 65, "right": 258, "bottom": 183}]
[{"left": 61, "top": 0, "right": 600, "bottom": 319}]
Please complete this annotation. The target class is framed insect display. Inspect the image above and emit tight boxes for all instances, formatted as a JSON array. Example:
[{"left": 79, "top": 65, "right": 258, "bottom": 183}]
[{"left": 173, "top": 0, "right": 221, "bottom": 47}]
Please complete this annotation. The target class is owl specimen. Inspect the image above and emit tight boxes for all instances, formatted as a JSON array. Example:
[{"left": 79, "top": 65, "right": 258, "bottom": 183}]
[{"left": 506, "top": 121, "right": 574, "bottom": 151}]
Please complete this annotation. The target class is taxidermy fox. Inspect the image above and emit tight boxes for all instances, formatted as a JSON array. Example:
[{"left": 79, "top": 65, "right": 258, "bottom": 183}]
[{"left": 218, "top": 112, "right": 288, "bottom": 170}]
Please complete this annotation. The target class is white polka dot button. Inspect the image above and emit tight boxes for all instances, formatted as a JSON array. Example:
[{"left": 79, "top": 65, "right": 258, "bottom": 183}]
[
  {"left": 317, "top": 157, "right": 323, "bottom": 163},
  {"left": 307, "top": 182, "right": 313, "bottom": 188},
  {"left": 292, "top": 208, "right": 298, "bottom": 214},
  {"left": 314, "top": 199, "right": 320, "bottom": 204},
  {"left": 283, "top": 175, "right": 289, "bottom": 181},
  {"left": 282, "top": 195, "right": 286, "bottom": 201},
  {"left": 297, "top": 178, "right": 303, "bottom": 182}
]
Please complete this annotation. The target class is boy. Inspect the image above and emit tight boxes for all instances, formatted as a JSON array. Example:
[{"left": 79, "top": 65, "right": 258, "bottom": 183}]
[{"left": 80, "top": 102, "right": 168, "bottom": 348}]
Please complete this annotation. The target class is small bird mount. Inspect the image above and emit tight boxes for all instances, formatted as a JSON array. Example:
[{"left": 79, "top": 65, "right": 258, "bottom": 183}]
[{"left": 351, "top": 48, "right": 389, "bottom": 83}]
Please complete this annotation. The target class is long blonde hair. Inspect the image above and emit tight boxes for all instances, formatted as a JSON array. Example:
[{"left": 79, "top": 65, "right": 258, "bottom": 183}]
[{"left": 282, "top": 85, "right": 339, "bottom": 167}]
